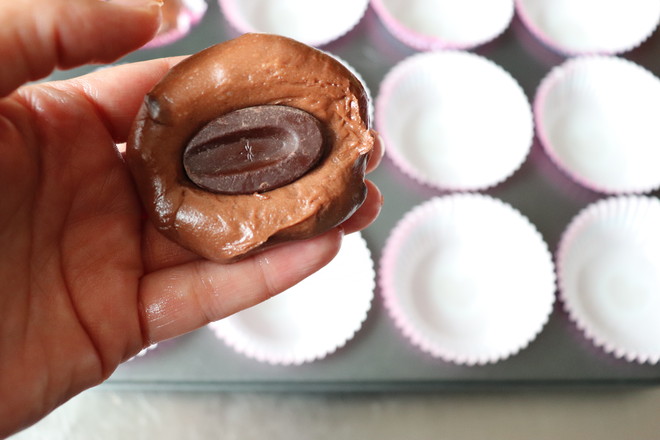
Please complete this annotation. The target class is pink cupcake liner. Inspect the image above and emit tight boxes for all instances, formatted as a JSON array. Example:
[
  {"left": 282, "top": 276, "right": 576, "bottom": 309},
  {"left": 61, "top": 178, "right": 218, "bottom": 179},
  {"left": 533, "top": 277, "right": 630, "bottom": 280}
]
[
  {"left": 534, "top": 56, "right": 660, "bottom": 195},
  {"left": 376, "top": 51, "right": 533, "bottom": 192},
  {"left": 144, "top": 0, "right": 208, "bottom": 48},
  {"left": 515, "top": 0, "right": 660, "bottom": 56},
  {"left": 218, "top": 0, "right": 369, "bottom": 47},
  {"left": 370, "top": 0, "right": 514, "bottom": 51},
  {"left": 557, "top": 196, "right": 660, "bottom": 364},
  {"left": 208, "top": 233, "right": 375, "bottom": 366},
  {"left": 380, "top": 194, "right": 556, "bottom": 365}
]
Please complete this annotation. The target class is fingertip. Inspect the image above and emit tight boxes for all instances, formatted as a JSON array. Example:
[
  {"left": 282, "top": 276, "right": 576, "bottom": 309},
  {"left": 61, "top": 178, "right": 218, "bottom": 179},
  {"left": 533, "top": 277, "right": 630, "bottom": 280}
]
[
  {"left": 104, "top": 0, "right": 164, "bottom": 9},
  {"left": 91, "top": 0, "right": 164, "bottom": 61},
  {"left": 366, "top": 130, "right": 385, "bottom": 174},
  {"left": 342, "top": 180, "right": 383, "bottom": 234},
  {"left": 102, "top": 0, "right": 163, "bottom": 15}
]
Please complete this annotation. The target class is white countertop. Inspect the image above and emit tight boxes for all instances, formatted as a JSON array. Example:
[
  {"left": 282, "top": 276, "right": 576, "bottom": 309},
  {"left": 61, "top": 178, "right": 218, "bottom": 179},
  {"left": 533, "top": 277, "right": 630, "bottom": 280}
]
[{"left": 12, "top": 387, "right": 660, "bottom": 439}]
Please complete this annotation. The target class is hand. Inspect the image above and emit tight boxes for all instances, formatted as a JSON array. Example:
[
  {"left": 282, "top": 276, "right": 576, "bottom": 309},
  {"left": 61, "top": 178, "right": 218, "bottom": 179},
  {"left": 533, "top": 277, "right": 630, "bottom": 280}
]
[{"left": 0, "top": 0, "right": 383, "bottom": 436}]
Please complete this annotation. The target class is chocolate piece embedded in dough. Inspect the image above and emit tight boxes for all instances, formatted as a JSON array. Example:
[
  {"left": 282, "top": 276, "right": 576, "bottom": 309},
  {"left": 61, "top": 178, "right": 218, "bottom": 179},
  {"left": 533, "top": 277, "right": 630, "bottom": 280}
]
[
  {"left": 182, "top": 105, "right": 325, "bottom": 195},
  {"left": 127, "top": 33, "right": 376, "bottom": 262}
]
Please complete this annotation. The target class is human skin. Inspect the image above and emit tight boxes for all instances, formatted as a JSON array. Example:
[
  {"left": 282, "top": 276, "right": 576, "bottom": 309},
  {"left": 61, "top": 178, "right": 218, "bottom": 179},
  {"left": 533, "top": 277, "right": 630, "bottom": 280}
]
[{"left": 0, "top": 0, "right": 383, "bottom": 436}]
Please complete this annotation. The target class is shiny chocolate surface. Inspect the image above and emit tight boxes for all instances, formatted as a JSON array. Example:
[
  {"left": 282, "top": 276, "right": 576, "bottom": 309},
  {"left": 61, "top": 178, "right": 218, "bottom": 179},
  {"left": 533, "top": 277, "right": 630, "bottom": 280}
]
[{"left": 183, "top": 105, "right": 325, "bottom": 195}]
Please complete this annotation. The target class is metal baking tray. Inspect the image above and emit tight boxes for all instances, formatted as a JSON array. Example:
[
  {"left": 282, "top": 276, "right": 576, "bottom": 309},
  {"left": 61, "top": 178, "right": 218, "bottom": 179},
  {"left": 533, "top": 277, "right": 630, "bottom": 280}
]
[{"left": 50, "top": 1, "right": 660, "bottom": 389}]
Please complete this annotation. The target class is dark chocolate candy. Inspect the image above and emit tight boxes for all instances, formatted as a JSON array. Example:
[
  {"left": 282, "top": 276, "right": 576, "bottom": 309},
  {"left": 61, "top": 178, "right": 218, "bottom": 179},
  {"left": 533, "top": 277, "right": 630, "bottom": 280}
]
[{"left": 183, "top": 105, "right": 325, "bottom": 194}]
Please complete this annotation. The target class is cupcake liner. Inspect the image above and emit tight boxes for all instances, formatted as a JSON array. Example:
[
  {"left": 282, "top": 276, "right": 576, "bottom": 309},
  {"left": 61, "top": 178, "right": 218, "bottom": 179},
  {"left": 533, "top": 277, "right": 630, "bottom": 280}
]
[
  {"left": 218, "top": 0, "right": 369, "bottom": 47},
  {"left": 144, "top": 0, "right": 208, "bottom": 48},
  {"left": 208, "top": 233, "right": 375, "bottom": 365},
  {"left": 557, "top": 196, "right": 660, "bottom": 364},
  {"left": 380, "top": 194, "right": 556, "bottom": 365},
  {"left": 376, "top": 51, "right": 533, "bottom": 192},
  {"left": 515, "top": 0, "right": 660, "bottom": 56},
  {"left": 370, "top": 0, "right": 514, "bottom": 51},
  {"left": 534, "top": 56, "right": 660, "bottom": 195}
]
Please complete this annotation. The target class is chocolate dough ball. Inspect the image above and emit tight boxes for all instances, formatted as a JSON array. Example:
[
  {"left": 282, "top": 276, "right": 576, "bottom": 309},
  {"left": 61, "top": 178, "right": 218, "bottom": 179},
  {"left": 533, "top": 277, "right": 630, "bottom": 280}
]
[{"left": 127, "top": 33, "right": 376, "bottom": 262}]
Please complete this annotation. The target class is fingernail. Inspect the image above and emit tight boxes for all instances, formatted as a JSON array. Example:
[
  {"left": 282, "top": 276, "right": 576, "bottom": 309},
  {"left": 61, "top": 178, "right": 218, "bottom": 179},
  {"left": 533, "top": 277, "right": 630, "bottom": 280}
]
[
  {"left": 105, "top": 0, "right": 163, "bottom": 10},
  {"left": 376, "top": 132, "right": 386, "bottom": 156}
]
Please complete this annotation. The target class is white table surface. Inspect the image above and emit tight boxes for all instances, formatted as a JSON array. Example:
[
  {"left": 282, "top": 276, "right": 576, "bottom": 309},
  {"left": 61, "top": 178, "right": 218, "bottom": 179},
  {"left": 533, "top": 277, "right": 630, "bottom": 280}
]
[{"left": 12, "top": 386, "right": 660, "bottom": 439}]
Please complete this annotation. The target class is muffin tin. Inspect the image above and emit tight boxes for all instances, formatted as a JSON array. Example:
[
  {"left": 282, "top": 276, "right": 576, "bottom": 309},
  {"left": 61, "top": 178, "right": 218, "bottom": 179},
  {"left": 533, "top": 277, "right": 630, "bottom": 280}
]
[
  {"left": 49, "top": 0, "right": 660, "bottom": 388},
  {"left": 376, "top": 50, "right": 533, "bottom": 191},
  {"left": 557, "top": 196, "right": 660, "bottom": 364}
]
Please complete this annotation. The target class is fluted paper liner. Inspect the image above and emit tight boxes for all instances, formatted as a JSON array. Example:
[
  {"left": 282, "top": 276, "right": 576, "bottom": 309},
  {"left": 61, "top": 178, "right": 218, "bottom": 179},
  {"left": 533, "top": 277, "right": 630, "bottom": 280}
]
[
  {"left": 371, "top": 0, "right": 514, "bottom": 51},
  {"left": 218, "top": 0, "right": 369, "bottom": 47},
  {"left": 380, "top": 194, "right": 556, "bottom": 365},
  {"left": 557, "top": 196, "right": 660, "bottom": 364},
  {"left": 376, "top": 51, "right": 533, "bottom": 191},
  {"left": 535, "top": 56, "right": 660, "bottom": 195},
  {"left": 515, "top": 0, "right": 660, "bottom": 55}
]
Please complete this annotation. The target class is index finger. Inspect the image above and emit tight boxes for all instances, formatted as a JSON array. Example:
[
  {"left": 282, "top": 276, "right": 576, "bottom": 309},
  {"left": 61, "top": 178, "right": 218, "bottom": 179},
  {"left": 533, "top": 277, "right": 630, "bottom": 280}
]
[{"left": 25, "top": 56, "right": 187, "bottom": 143}]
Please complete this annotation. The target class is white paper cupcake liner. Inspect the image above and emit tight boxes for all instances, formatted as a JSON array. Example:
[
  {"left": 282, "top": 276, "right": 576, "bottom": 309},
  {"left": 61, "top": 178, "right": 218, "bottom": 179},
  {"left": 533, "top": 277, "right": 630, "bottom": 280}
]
[
  {"left": 376, "top": 51, "right": 533, "bottom": 192},
  {"left": 218, "top": 0, "right": 369, "bottom": 47},
  {"left": 515, "top": 0, "right": 660, "bottom": 56},
  {"left": 534, "top": 56, "right": 660, "bottom": 195},
  {"left": 208, "top": 233, "right": 375, "bottom": 365},
  {"left": 557, "top": 196, "right": 660, "bottom": 364},
  {"left": 144, "top": 0, "right": 208, "bottom": 48},
  {"left": 371, "top": 0, "right": 514, "bottom": 51},
  {"left": 380, "top": 194, "right": 556, "bottom": 365}
]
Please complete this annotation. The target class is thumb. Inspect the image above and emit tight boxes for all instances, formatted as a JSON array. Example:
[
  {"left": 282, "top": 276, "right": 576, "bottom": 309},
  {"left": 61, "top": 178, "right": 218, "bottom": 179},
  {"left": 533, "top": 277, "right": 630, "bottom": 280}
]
[{"left": 0, "top": 0, "right": 162, "bottom": 97}]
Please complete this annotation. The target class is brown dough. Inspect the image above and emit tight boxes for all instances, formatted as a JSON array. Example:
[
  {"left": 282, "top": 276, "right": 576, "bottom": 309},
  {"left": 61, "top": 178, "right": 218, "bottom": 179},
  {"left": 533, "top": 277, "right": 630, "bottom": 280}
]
[{"left": 127, "top": 33, "right": 376, "bottom": 262}]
